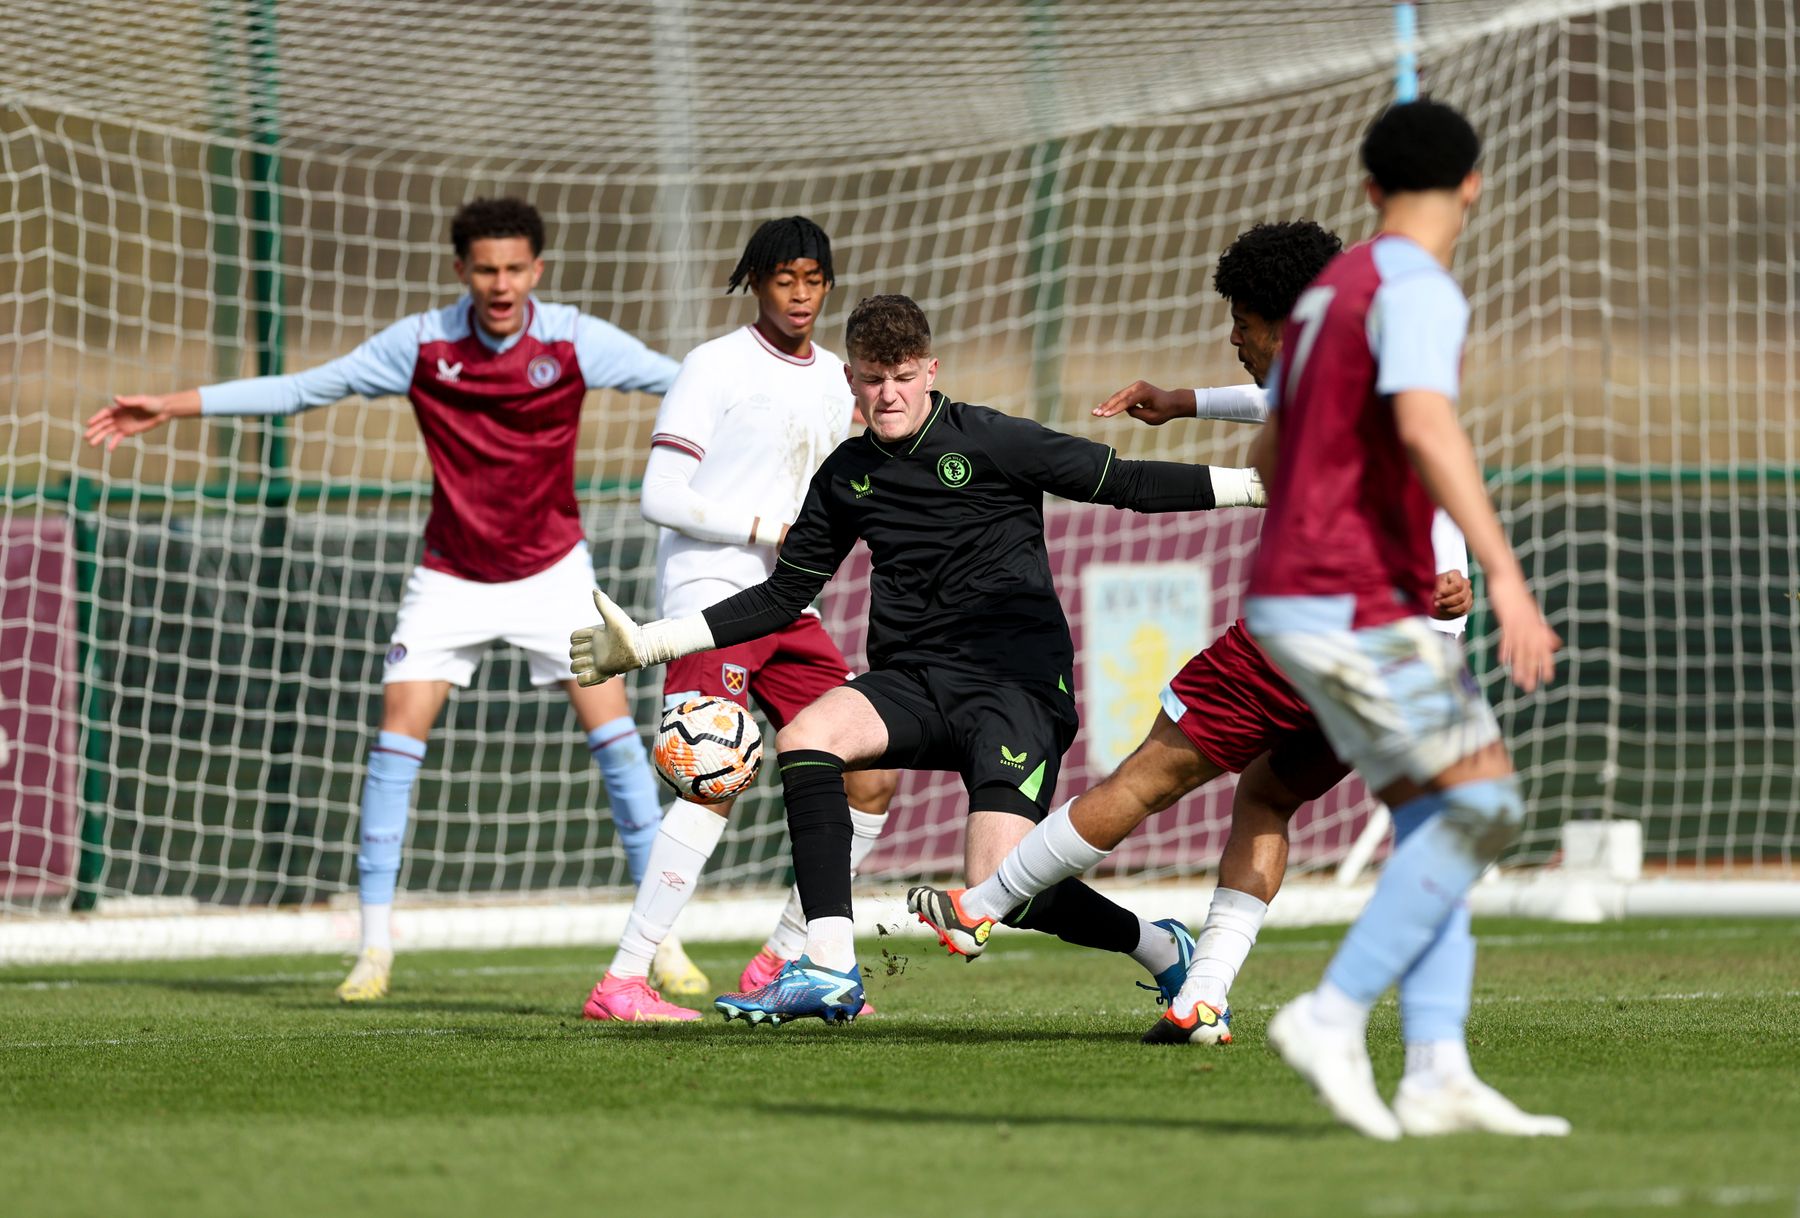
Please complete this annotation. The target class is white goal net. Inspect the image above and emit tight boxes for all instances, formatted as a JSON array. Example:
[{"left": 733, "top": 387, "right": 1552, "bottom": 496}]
[{"left": 2, "top": 0, "right": 1794, "bottom": 938}]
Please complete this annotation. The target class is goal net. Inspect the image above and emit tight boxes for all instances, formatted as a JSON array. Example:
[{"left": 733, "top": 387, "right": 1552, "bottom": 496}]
[{"left": 3, "top": 0, "right": 1794, "bottom": 943}]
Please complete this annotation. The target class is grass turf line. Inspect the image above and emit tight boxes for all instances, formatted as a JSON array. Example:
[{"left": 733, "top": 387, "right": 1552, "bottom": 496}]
[{"left": 1, "top": 918, "right": 1796, "bottom": 1218}]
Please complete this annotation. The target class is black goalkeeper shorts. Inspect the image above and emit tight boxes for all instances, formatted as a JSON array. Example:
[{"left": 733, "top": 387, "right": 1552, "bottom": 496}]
[{"left": 847, "top": 665, "right": 1079, "bottom": 821}]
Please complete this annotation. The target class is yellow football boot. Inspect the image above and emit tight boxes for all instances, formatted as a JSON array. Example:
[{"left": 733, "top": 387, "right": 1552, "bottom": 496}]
[
  {"left": 335, "top": 947, "right": 393, "bottom": 1003},
  {"left": 649, "top": 935, "right": 710, "bottom": 996}
]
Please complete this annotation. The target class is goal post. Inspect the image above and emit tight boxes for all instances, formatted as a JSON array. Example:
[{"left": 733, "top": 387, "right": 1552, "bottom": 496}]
[{"left": 3, "top": 0, "right": 1796, "bottom": 957}]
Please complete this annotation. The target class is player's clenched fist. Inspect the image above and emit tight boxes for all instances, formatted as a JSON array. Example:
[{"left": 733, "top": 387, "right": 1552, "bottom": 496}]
[
  {"left": 569, "top": 589, "right": 650, "bottom": 686},
  {"left": 1432, "top": 570, "right": 1473, "bottom": 621}
]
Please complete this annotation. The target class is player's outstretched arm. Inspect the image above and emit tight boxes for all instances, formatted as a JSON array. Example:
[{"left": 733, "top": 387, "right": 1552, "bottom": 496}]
[
  {"left": 573, "top": 313, "right": 680, "bottom": 395},
  {"left": 568, "top": 558, "right": 830, "bottom": 687},
  {"left": 1094, "top": 458, "right": 1265, "bottom": 513},
  {"left": 1393, "top": 389, "right": 1559, "bottom": 691},
  {"left": 572, "top": 466, "right": 851, "bottom": 685},
  {"left": 88, "top": 320, "right": 416, "bottom": 452},
  {"left": 976, "top": 409, "right": 1264, "bottom": 512},
  {"left": 1094, "top": 381, "right": 1270, "bottom": 426},
  {"left": 569, "top": 589, "right": 716, "bottom": 686},
  {"left": 84, "top": 389, "right": 203, "bottom": 450},
  {"left": 1091, "top": 380, "right": 1196, "bottom": 425}
]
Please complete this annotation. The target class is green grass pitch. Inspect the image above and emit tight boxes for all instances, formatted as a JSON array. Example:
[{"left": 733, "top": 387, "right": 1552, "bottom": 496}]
[{"left": 3, "top": 918, "right": 1796, "bottom": 1218}]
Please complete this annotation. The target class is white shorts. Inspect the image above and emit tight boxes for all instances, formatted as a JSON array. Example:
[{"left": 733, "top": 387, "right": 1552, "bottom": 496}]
[
  {"left": 383, "top": 541, "right": 600, "bottom": 688},
  {"left": 1245, "top": 599, "right": 1500, "bottom": 793}
]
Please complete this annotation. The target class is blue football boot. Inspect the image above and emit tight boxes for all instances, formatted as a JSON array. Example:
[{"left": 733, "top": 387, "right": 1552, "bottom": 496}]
[
  {"left": 1138, "top": 917, "right": 1197, "bottom": 1006},
  {"left": 714, "top": 956, "right": 865, "bottom": 1026}
]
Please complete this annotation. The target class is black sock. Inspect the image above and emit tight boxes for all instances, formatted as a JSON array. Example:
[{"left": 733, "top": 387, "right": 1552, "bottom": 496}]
[
  {"left": 1003, "top": 877, "right": 1140, "bottom": 954},
  {"left": 777, "top": 750, "right": 853, "bottom": 922}
]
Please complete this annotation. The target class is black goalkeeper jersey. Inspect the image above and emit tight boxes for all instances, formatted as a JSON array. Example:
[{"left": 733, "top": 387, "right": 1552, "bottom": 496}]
[{"left": 700, "top": 392, "right": 1224, "bottom": 686}]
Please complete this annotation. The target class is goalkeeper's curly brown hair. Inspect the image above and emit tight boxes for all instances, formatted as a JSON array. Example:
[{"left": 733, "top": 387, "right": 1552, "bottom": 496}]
[{"left": 844, "top": 295, "right": 932, "bottom": 366}]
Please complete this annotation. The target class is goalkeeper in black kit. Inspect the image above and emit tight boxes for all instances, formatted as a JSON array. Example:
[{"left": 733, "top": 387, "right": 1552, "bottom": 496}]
[{"left": 571, "top": 294, "right": 1265, "bottom": 1025}]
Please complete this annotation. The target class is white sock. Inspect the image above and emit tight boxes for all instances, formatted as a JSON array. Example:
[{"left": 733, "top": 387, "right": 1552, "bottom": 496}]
[
  {"left": 1403, "top": 1039, "right": 1474, "bottom": 1090},
  {"left": 361, "top": 901, "right": 393, "bottom": 953},
  {"left": 765, "top": 891, "right": 809, "bottom": 961},
  {"left": 609, "top": 801, "right": 727, "bottom": 979},
  {"left": 962, "top": 799, "right": 1109, "bottom": 921},
  {"left": 766, "top": 809, "right": 886, "bottom": 960},
  {"left": 1129, "top": 918, "right": 1181, "bottom": 975},
  {"left": 1174, "top": 887, "right": 1268, "bottom": 1016},
  {"left": 803, "top": 915, "right": 857, "bottom": 973},
  {"left": 1309, "top": 978, "right": 1374, "bottom": 1036}
]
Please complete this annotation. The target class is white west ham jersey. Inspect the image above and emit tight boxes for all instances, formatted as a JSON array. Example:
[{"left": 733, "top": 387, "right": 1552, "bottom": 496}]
[{"left": 650, "top": 325, "right": 854, "bottom": 616}]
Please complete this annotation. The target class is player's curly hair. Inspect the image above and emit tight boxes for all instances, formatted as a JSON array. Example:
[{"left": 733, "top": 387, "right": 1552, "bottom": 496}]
[
  {"left": 1213, "top": 221, "right": 1344, "bottom": 321},
  {"left": 450, "top": 197, "right": 545, "bottom": 258},
  {"left": 1361, "top": 99, "right": 1482, "bottom": 193},
  {"left": 844, "top": 295, "right": 932, "bottom": 366},
  {"left": 727, "top": 216, "right": 835, "bottom": 293}
]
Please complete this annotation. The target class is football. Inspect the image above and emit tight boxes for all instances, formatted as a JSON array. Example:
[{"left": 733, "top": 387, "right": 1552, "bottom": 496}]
[{"left": 652, "top": 697, "right": 763, "bottom": 805}]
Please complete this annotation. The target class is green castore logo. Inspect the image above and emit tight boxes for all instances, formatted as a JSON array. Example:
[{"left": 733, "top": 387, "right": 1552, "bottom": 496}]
[
  {"left": 937, "top": 452, "right": 972, "bottom": 488},
  {"left": 1000, "top": 745, "right": 1028, "bottom": 769},
  {"left": 850, "top": 474, "right": 873, "bottom": 498}
]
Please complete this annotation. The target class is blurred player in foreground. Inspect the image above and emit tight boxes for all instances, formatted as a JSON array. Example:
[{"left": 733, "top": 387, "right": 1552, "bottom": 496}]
[
  {"left": 1239, "top": 98, "right": 1566, "bottom": 1138},
  {"left": 86, "top": 198, "right": 687, "bottom": 1003},
  {"left": 582, "top": 217, "right": 899, "bottom": 1022},
  {"left": 572, "top": 294, "right": 1268, "bottom": 1025}
]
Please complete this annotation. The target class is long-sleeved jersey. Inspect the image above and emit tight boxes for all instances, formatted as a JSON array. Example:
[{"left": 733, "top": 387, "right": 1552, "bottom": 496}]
[{"left": 699, "top": 392, "right": 1229, "bottom": 685}]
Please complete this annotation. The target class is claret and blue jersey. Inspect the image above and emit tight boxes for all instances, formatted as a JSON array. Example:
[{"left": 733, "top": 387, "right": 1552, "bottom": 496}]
[
  {"left": 1247, "top": 234, "right": 1470, "bottom": 631},
  {"left": 197, "top": 296, "right": 678, "bottom": 585}
]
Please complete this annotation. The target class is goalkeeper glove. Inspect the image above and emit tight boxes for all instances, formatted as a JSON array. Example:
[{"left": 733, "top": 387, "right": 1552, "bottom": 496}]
[{"left": 569, "top": 590, "right": 716, "bottom": 686}]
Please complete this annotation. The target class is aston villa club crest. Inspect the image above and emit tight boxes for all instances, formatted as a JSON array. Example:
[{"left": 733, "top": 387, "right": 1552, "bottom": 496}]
[
  {"left": 527, "top": 355, "right": 562, "bottom": 387},
  {"left": 721, "top": 663, "right": 748, "bottom": 696},
  {"left": 386, "top": 642, "right": 408, "bottom": 665}
]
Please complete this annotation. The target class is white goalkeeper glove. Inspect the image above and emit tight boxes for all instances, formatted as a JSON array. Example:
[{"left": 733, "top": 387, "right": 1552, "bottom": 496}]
[{"left": 569, "top": 590, "right": 715, "bottom": 687}]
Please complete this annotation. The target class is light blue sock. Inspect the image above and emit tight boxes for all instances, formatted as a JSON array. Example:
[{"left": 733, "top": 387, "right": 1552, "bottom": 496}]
[
  {"left": 1391, "top": 799, "right": 1476, "bottom": 1044},
  {"left": 358, "top": 731, "right": 426, "bottom": 907},
  {"left": 589, "top": 717, "right": 664, "bottom": 884},
  {"left": 1324, "top": 778, "right": 1523, "bottom": 1006}
]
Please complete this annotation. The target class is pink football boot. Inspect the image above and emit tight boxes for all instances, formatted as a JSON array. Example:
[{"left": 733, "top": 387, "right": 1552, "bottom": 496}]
[{"left": 582, "top": 973, "right": 701, "bottom": 1023}]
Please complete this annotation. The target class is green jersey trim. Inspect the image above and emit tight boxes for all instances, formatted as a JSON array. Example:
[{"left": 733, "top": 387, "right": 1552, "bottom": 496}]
[
  {"left": 778, "top": 555, "right": 833, "bottom": 579},
  {"left": 868, "top": 394, "right": 945, "bottom": 458},
  {"left": 1090, "top": 448, "right": 1116, "bottom": 501}
]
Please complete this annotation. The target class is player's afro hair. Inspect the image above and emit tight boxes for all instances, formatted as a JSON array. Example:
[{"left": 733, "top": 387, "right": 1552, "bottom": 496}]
[
  {"left": 1361, "top": 99, "right": 1482, "bottom": 193},
  {"left": 845, "top": 295, "right": 931, "bottom": 366},
  {"left": 727, "top": 216, "right": 836, "bottom": 293},
  {"left": 450, "top": 197, "right": 546, "bottom": 258},
  {"left": 1213, "top": 221, "right": 1343, "bottom": 321}
]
